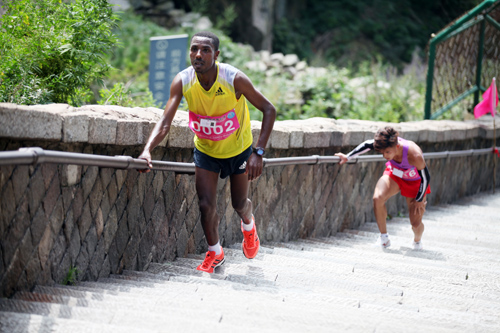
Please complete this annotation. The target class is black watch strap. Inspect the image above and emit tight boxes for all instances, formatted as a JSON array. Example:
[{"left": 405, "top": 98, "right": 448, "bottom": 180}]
[{"left": 253, "top": 147, "right": 265, "bottom": 157}]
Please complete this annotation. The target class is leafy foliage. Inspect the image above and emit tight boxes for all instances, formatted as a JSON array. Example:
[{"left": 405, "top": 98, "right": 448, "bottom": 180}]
[
  {"left": 248, "top": 59, "right": 427, "bottom": 123},
  {"left": 62, "top": 265, "right": 79, "bottom": 286},
  {"left": 0, "top": 0, "right": 119, "bottom": 105},
  {"left": 272, "top": 0, "right": 483, "bottom": 67},
  {"left": 98, "top": 82, "right": 160, "bottom": 108}
]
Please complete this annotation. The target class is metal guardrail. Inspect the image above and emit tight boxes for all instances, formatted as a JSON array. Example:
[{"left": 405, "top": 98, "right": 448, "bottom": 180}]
[{"left": 0, "top": 147, "right": 498, "bottom": 174}]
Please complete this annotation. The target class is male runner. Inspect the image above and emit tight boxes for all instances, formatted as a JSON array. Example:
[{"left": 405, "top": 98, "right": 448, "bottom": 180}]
[
  {"left": 335, "top": 126, "right": 431, "bottom": 250},
  {"left": 138, "top": 31, "right": 276, "bottom": 272}
]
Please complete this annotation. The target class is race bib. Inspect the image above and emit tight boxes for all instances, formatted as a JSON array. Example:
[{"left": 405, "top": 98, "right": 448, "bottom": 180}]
[
  {"left": 188, "top": 109, "right": 240, "bottom": 141},
  {"left": 392, "top": 168, "right": 404, "bottom": 178},
  {"left": 389, "top": 164, "right": 420, "bottom": 180}
]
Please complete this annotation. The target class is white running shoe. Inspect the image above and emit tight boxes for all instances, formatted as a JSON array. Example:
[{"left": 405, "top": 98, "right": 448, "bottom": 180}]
[
  {"left": 377, "top": 236, "right": 391, "bottom": 248},
  {"left": 412, "top": 241, "right": 423, "bottom": 250}
]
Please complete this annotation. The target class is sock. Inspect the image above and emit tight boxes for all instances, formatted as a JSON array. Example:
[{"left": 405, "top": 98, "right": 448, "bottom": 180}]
[
  {"left": 208, "top": 241, "right": 222, "bottom": 255},
  {"left": 242, "top": 215, "right": 254, "bottom": 231},
  {"left": 380, "top": 233, "right": 389, "bottom": 240}
]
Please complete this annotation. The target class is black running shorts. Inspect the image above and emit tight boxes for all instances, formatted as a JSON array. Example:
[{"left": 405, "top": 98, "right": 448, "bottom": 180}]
[{"left": 193, "top": 145, "right": 252, "bottom": 179}]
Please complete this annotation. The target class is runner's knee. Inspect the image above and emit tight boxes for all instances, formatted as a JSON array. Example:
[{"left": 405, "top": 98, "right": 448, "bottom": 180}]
[
  {"left": 410, "top": 217, "right": 422, "bottom": 229},
  {"left": 198, "top": 198, "right": 216, "bottom": 216},
  {"left": 373, "top": 193, "right": 385, "bottom": 206},
  {"left": 232, "top": 197, "right": 250, "bottom": 213}
]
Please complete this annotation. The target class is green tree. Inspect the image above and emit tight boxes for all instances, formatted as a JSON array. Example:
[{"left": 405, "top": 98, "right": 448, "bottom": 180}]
[{"left": 0, "top": 0, "right": 119, "bottom": 105}]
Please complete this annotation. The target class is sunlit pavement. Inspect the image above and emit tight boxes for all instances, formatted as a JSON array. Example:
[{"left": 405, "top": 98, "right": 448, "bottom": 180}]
[{"left": 1, "top": 191, "right": 499, "bottom": 333}]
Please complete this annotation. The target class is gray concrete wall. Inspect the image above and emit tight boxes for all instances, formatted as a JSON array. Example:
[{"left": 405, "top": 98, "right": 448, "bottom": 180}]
[{"left": 1, "top": 103, "right": 499, "bottom": 297}]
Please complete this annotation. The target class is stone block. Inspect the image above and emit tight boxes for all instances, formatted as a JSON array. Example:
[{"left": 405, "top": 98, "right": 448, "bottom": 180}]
[
  {"left": 116, "top": 119, "right": 146, "bottom": 146},
  {"left": 99, "top": 191, "right": 111, "bottom": 224},
  {"left": 289, "top": 130, "right": 304, "bottom": 148},
  {"left": 43, "top": 173, "right": 60, "bottom": 218},
  {"left": 482, "top": 125, "right": 496, "bottom": 139},
  {"left": 54, "top": 253, "right": 71, "bottom": 285},
  {"left": 78, "top": 201, "right": 92, "bottom": 240},
  {"left": 2, "top": 213, "right": 26, "bottom": 269},
  {"left": 115, "top": 216, "right": 130, "bottom": 257},
  {"left": 63, "top": 209, "right": 74, "bottom": 243},
  {"left": 0, "top": 103, "right": 64, "bottom": 140},
  {"left": 62, "top": 112, "right": 89, "bottom": 142},
  {"left": 104, "top": 207, "right": 118, "bottom": 250},
  {"left": 0, "top": 181, "right": 15, "bottom": 236},
  {"left": 98, "top": 256, "right": 111, "bottom": 279},
  {"left": 465, "top": 126, "right": 480, "bottom": 139},
  {"left": 61, "top": 165, "right": 81, "bottom": 187},
  {"left": 41, "top": 164, "right": 57, "bottom": 191},
  {"left": 48, "top": 233, "right": 66, "bottom": 282},
  {"left": 49, "top": 198, "right": 64, "bottom": 235},
  {"left": 25, "top": 255, "right": 41, "bottom": 287},
  {"left": 330, "top": 130, "right": 345, "bottom": 147},
  {"left": 143, "top": 121, "right": 164, "bottom": 147},
  {"left": 342, "top": 129, "right": 366, "bottom": 147},
  {"left": 82, "top": 166, "right": 99, "bottom": 201},
  {"left": 11, "top": 166, "right": 29, "bottom": 206},
  {"left": 1, "top": 251, "right": 24, "bottom": 297},
  {"left": 417, "top": 128, "right": 429, "bottom": 143},
  {"left": 168, "top": 121, "right": 192, "bottom": 148},
  {"left": 426, "top": 128, "right": 438, "bottom": 143},
  {"left": 304, "top": 130, "right": 331, "bottom": 148},
  {"left": 0, "top": 165, "right": 14, "bottom": 192},
  {"left": 75, "top": 245, "right": 90, "bottom": 279},
  {"left": 89, "top": 239, "right": 106, "bottom": 280},
  {"left": 37, "top": 224, "right": 54, "bottom": 267},
  {"left": 88, "top": 116, "right": 117, "bottom": 144},
  {"left": 88, "top": 178, "right": 103, "bottom": 217},
  {"left": 399, "top": 125, "right": 419, "bottom": 142},
  {"left": 30, "top": 206, "right": 48, "bottom": 247},
  {"left": 270, "top": 126, "right": 289, "bottom": 149},
  {"left": 83, "top": 225, "right": 98, "bottom": 261},
  {"left": 68, "top": 227, "right": 81, "bottom": 262},
  {"left": 94, "top": 208, "right": 104, "bottom": 240}
]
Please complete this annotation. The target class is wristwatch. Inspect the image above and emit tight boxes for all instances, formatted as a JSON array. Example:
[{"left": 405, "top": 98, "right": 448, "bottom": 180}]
[{"left": 253, "top": 147, "right": 265, "bottom": 157}]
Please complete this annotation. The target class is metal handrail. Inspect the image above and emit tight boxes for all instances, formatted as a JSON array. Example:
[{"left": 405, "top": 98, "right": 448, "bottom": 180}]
[{"left": 0, "top": 147, "right": 497, "bottom": 173}]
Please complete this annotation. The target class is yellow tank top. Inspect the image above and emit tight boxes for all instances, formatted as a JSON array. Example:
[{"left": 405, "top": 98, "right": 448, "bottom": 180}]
[{"left": 180, "top": 62, "right": 252, "bottom": 159}]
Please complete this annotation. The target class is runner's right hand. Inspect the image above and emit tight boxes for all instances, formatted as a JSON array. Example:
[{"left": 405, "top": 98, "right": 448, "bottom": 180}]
[
  {"left": 335, "top": 153, "right": 348, "bottom": 165},
  {"left": 137, "top": 151, "right": 152, "bottom": 173}
]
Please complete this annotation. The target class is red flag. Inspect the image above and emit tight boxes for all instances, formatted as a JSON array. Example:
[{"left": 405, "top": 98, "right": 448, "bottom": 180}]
[{"left": 474, "top": 78, "right": 498, "bottom": 118}]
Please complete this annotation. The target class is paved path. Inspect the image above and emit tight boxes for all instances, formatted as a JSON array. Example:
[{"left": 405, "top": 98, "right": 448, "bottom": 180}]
[{"left": 1, "top": 191, "right": 500, "bottom": 332}]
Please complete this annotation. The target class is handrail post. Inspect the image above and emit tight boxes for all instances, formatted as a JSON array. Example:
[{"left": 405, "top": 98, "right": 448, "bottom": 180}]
[
  {"left": 424, "top": 42, "right": 436, "bottom": 119},
  {"left": 474, "top": 19, "right": 486, "bottom": 107}
]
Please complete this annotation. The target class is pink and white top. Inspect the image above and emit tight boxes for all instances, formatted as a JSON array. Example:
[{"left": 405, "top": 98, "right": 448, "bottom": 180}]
[{"left": 386, "top": 138, "right": 420, "bottom": 181}]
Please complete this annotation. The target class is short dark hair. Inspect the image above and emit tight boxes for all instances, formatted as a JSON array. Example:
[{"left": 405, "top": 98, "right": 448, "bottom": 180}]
[
  {"left": 192, "top": 31, "right": 219, "bottom": 51},
  {"left": 374, "top": 126, "right": 399, "bottom": 151}
]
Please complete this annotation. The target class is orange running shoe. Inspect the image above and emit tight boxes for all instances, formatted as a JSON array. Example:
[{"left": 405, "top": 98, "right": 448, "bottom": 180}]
[
  {"left": 196, "top": 248, "right": 225, "bottom": 273},
  {"left": 241, "top": 215, "right": 260, "bottom": 259}
]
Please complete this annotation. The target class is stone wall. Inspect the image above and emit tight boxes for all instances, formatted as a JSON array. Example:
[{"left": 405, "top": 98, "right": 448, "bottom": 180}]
[{"left": 0, "top": 103, "right": 499, "bottom": 297}]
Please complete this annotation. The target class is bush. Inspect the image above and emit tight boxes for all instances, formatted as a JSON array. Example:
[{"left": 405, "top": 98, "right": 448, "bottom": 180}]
[
  {"left": 97, "top": 82, "right": 160, "bottom": 108},
  {"left": 0, "top": 0, "right": 119, "bottom": 105},
  {"left": 248, "top": 59, "right": 426, "bottom": 122}
]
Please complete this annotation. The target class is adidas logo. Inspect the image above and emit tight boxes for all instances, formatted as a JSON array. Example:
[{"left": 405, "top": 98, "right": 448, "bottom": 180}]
[
  {"left": 239, "top": 161, "right": 247, "bottom": 170},
  {"left": 215, "top": 87, "right": 225, "bottom": 96}
]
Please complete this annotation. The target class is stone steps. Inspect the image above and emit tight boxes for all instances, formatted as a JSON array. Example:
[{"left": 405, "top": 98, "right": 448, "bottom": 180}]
[
  {"left": 1, "top": 192, "right": 500, "bottom": 332},
  {"left": 0, "top": 311, "right": 154, "bottom": 333}
]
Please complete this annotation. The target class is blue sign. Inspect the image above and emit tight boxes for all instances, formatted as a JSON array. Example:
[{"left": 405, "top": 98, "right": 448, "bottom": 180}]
[{"left": 149, "top": 34, "right": 188, "bottom": 107}]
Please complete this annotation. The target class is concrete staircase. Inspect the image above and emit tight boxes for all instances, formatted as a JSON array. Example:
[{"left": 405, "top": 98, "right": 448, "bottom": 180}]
[{"left": 1, "top": 192, "right": 500, "bottom": 333}]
